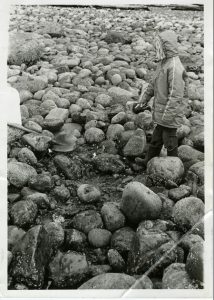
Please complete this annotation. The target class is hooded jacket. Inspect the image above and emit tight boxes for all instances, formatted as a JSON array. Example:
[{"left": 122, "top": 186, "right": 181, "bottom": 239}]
[{"left": 141, "top": 30, "right": 189, "bottom": 128}]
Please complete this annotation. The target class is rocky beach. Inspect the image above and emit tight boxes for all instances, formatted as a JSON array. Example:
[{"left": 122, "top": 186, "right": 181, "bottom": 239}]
[{"left": 7, "top": 5, "right": 204, "bottom": 290}]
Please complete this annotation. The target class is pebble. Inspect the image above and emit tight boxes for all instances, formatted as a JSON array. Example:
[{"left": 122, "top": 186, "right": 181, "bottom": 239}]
[
  {"left": 77, "top": 184, "right": 101, "bottom": 203},
  {"left": 71, "top": 210, "right": 103, "bottom": 234},
  {"left": 107, "top": 249, "right": 126, "bottom": 271},
  {"left": 65, "top": 229, "right": 87, "bottom": 251},
  {"left": 84, "top": 127, "right": 105, "bottom": 144},
  {"left": 28, "top": 173, "right": 53, "bottom": 192}
]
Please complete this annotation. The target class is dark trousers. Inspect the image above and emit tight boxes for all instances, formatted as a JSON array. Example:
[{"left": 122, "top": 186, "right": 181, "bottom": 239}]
[{"left": 146, "top": 124, "right": 178, "bottom": 161}]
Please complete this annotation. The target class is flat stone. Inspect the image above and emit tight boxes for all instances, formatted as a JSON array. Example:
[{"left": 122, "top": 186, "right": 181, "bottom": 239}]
[
  {"left": 93, "top": 153, "right": 125, "bottom": 174},
  {"left": 22, "top": 133, "right": 52, "bottom": 152},
  {"left": 45, "top": 108, "right": 69, "bottom": 122}
]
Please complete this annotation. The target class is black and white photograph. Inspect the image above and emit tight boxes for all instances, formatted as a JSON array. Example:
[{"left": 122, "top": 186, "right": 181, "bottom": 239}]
[{"left": 0, "top": 0, "right": 213, "bottom": 297}]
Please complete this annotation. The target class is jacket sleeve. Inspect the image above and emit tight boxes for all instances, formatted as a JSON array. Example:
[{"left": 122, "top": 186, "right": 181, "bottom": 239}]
[
  {"left": 162, "top": 58, "right": 180, "bottom": 121},
  {"left": 140, "top": 81, "right": 154, "bottom": 103},
  {"left": 182, "top": 69, "right": 189, "bottom": 98}
]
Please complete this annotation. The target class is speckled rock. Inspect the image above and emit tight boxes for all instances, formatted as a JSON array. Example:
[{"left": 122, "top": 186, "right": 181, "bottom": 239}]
[
  {"left": 93, "top": 153, "right": 125, "bottom": 174},
  {"left": 172, "top": 197, "right": 204, "bottom": 232},
  {"left": 28, "top": 174, "right": 53, "bottom": 192},
  {"left": 64, "top": 229, "right": 87, "bottom": 251},
  {"left": 186, "top": 242, "right": 204, "bottom": 282},
  {"left": 8, "top": 226, "right": 26, "bottom": 250},
  {"left": 147, "top": 157, "right": 184, "bottom": 185},
  {"left": 111, "top": 227, "right": 135, "bottom": 255},
  {"left": 84, "top": 127, "right": 105, "bottom": 143},
  {"left": 162, "top": 263, "right": 199, "bottom": 289},
  {"left": 8, "top": 161, "right": 37, "bottom": 188},
  {"left": 71, "top": 210, "right": 103, "bottom": 234},
  {"left": 10, "top": 225, "right": 52, "bottom": 288},
  {"left": 22, "top": 133, "right": 52, "bottom": 152},
  {"left": 107, "top": 249, "right": 125, "bottom": 272},
  {"left": 17, "top": 148, "right": 37, "bottom": 166},
  {"left": 10, "top": 200, "right": 38, "bottom": 227},
  {"left": 77, "top": 184, "right": 101, "bottom": 203},
  {"left": 49, "top": 250, "right": 89, "bottom": 288}
]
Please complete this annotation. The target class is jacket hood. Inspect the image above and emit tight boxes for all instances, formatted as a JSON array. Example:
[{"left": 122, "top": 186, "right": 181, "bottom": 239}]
[{"left": 158, "top": 30, "right": 178, "bottom": 58}]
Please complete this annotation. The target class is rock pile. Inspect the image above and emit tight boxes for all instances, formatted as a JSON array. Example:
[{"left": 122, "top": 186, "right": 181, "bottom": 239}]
[{"left": 7, "top": 5, "right": 204, "bottom": 290}]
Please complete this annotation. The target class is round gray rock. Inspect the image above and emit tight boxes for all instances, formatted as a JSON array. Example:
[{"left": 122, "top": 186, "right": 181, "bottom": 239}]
[
  {"left": 172, "top": 197, "right": 204, "bottom": 231},
  {"left": 8, "top": 161, "right": 37, "bottom": 188},
  {"left": 121, "top": 182, "right": 162, "bottom": 224},
  {"left": 101, "top": 202, "right": 125, "bottom": 232},
  {"left": 84, "top": 127, "right": 105, "bottom": 144},
  {"left": 71, "top": 210, "right": 103, "bottom": 234},
  {"left": 162, "top": 263, "right": 199, "bottom": 289},
  {"left": 10, "top": 200, "right": 38, "bottom": 227},
  {"left": 88, "top": 228, "right": 112, "bottom": 248},
  {"left": 147, "top": 157, "right": 184, "bottom": 185}
]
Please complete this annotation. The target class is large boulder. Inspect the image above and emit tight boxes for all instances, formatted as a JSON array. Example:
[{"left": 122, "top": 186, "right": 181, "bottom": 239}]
[
  {"left": 10, "top": 225, "right": 53, "bottom": 288},
  {"left": 147, "top": 157, "right": 184, "bottom": 185},
  {"left": 127, "top": 220, "right": 183, "bottom": 275},
  {"left": 8, "top": 161, "right": 37, "bottom": 188},
  {"left": 172, "top": 197, "right": 204, "bottom": 232},
  {"left": 49, "top": 251, "right": 89, "bottom": 288},
  {"left": 178, "top": 145, "right": 204, "bottom": 170},
  {"left": 121, "top": 182, "right": 162, "bottom": 224}
]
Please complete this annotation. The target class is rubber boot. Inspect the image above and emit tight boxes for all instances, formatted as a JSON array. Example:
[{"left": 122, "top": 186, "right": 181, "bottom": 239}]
[
  {"left": 139, "top": 145, "right": 162, "bottom": 170},
  {"left": 167, "top": 146, "right": 178, "bottom": 157}
]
